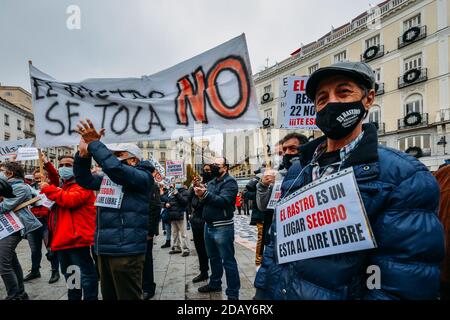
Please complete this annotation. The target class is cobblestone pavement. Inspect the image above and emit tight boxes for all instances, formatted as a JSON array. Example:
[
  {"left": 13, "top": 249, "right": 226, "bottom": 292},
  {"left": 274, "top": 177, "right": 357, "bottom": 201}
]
[{"left": 0, "top": 214, "right": 259, "bottom": 300}]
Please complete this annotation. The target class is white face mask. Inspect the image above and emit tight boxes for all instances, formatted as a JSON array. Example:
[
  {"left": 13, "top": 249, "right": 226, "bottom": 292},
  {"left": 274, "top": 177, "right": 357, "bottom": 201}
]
[{"left": 0, "top": 172, "right": 8, "bottom": 181}]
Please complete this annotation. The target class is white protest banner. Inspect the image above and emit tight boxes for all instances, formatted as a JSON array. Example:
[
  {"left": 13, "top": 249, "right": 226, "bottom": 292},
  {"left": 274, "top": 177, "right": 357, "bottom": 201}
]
[
  {"left": 37, "top": 193, "right": 55, "bottom": 209},
  {"left": 148, "top": 156, "right": 166, "bottom": 183},
  {"left": 266, "top": 181, "right": 282, "bottom": 210},
  {"left": 275, "top": 168, "right": 376, "bottom": 264},
  {"left": 95, "top": 175, "right": 124, "bottom": 209},
  {"left": 15, "top": 147, "right": 39, "bottom": 161},
  {"left": 0, "top": 138, "right": 34, "bottom": 161},
  {"left": 29, "top": 34, "right": 259, "bottom": 148},
  {"left": 0, "top": 212, "right": 24, "bottom": 240},
  {"left": 166, "top": 160, "right": 184, "bottom": 177},
  {"left": 284, "top": 76, "right": 317, "bottom": 130}
]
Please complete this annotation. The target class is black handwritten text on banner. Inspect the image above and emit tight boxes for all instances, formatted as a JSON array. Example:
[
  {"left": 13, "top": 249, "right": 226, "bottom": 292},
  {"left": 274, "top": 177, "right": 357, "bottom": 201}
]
[
  {"left": 275, "top": 168, "right": 376, "bottom": 264},
  {"left": 29, "top": 34, "right": 259, "bottom": 148}
]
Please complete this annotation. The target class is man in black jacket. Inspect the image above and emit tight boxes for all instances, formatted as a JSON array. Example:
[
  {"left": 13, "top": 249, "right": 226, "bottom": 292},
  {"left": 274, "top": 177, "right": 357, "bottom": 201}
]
[
  {"left": 167, "top": 180, "right": 190, "bottom": 256},
  {"left": 188, "top": 164, "right": 213, "bottom": 283},
  {"left": 142, "top": 178, "right": 162, "bottom": 300},
  {"left": 194, "top": 157, "right": 240, "bottom": 300}
]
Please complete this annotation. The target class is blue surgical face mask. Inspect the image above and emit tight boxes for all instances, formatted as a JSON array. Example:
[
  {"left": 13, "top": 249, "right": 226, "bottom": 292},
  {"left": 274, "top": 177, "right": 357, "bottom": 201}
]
[
  {"left": 58, "top": 167, "right": 74, "bottom": 181},
  {"left": 0, "top": 172, "right": 8, "bottom": 181},
  {"left": 175, "top": 183, "right": 182, "bottom": 189}
]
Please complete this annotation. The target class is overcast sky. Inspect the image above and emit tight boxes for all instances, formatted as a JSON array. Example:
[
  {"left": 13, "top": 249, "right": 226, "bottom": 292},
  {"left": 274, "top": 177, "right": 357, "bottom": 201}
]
[{"left": 0, "top": 0, "right": 375, "bottom": 91}]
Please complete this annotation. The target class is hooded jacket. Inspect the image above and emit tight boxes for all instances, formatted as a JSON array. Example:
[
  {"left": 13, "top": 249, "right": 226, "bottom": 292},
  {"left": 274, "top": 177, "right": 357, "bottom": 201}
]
[
  {"left": 74, "top": 140, "right": 155, "bottom": 256},
  {"left": 255, "top": 124, "right": 444, "bottom": 300}
]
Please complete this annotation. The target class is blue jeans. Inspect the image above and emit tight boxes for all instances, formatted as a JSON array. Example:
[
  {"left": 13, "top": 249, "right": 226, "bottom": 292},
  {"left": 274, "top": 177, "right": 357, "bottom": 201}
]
[
  {"left": 58, "top": 247, "right": 98, "bottom": 300},
  {"left": 27, "top": 218, "right": 59, "bottom": 272},
  {"left": 204, "top": 224, "right": 240, "bottom": 299},
  {"left": 163, "top": 222, "right": 171, "bottom": 241}
]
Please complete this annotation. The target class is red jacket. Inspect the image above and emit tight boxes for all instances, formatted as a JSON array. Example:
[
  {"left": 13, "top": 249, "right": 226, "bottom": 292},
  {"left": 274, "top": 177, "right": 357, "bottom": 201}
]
[
  {"left": 235, "top": 194, "right": 242, "bottom": 207},
  {"left": 41, "top": 168, "right": 96, "bottom": 251}
]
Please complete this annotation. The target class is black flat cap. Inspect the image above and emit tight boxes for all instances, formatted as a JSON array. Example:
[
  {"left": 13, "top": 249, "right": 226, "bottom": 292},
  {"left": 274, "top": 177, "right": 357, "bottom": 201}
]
[{"left": 306, "top": 61, "right": 378, "bottom": 101}]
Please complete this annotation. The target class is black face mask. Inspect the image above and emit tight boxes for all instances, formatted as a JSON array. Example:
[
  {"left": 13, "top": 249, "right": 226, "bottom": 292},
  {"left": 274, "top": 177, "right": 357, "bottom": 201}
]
[
  {"left": 282, "top": 154, "right": 300, "bottom": 170},
  {"left": 210, "top": 164, "right": 221, "bottom": 178},
  {"left": 201, "top": 171, "right": 213, "bottom": 183},
  {"left": 316, "top": 101, "right": 367, "bottom": 140}
]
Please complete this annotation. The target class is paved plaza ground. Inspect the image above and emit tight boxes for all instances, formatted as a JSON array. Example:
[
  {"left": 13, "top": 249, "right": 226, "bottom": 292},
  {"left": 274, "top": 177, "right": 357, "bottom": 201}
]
[{"left": 0, "top": 214, "right": 259, "bottom": 300}]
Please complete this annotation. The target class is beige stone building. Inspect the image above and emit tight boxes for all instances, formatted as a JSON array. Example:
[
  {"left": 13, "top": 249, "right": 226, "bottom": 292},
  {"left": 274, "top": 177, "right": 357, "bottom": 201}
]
[
  {"left": 0, "top": 85, "right": 73, "bottom": 170},
  {"left": 254, "top": 0, "right": 450, "bottom": 171}
]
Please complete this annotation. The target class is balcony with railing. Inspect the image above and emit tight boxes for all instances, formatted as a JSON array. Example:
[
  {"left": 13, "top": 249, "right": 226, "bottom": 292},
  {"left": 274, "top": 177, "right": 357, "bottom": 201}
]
[
  {"left": 398, "top": 68, "right": 427, "bottom": 89},
  {"left": 435, "top": 109, "right": 450, "bottom": 123},
  {"left": 398, "top": 25, "right": 427, "bottom": 49},
  {"left": 397, "top": 113, "right": 428, "bottom": 130},
  {"left": 371, "top": 122, "right": 385, "bottom": 135},
  {"left": 361, "top": 45, "right": 385, "bottom": 62}
]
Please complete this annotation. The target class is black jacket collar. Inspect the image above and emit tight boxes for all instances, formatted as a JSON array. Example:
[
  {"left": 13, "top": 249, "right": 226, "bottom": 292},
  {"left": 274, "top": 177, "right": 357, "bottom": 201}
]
[{"left": 298, "top": 123, "right": 379, "bottom": 167}]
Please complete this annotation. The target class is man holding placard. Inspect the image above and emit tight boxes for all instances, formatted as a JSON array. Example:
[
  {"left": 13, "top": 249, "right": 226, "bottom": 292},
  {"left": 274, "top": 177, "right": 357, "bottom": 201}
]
[
  {"left": 254, "top": 61, "right": 445, "bottom": 300},
  {"left": 73, "top": 119, "right": 155, "bottom": 300}
]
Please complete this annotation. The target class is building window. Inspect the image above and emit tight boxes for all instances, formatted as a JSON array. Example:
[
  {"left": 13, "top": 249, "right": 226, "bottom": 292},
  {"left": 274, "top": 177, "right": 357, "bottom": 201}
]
[
  {"left": 4, "top": 92, "right": 12, "bottom": 97},
  {"left": 17, "top": 120, "right": 22, "bottom": 131},
  {"left": 373, "top": 68, "right": 382, "bottom": 83},
  {"left": 264, "top": 85, "right": 272, "bottom": 94},
  {"left": 368, "top": 105, "right": 381, "bottom": 125},
  {"left": 30, "top": 124, "right": 34, "bottom": 132},
  {"left": 4, "top": 133, "right": 10, "bottom": 141},
  {"left": 404, "top": 93, "right": 423, "bottom": 115},
  {"left": 403, "top": 14, "right": 421, "bottom": 31},
  {"left": 308, "top": 64, "right": 319, "bottom": 74},
  {"left": 4, "top": 114, "right": 9, "bottom": 126},
  {"left": 398, "top": 134, "right": 431, "bottom": 153},
  {"left": 160, "top": 152, "right": 166, "bottom": 161},
  {"left": 334, "top": 51, "right": 347, "bottom": 63},
  {"left": 404, "top": 53, "right": 422, "bottom": 72},
  {"left": 365, "top": 34, "right": 380, "bottom": 49}
]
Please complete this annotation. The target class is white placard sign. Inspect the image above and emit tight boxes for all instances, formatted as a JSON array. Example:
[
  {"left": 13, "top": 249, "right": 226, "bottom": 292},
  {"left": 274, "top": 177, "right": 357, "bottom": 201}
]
[
  {"left": 95, "top": 175, "right": 124, "bottom": 209},
  {"left": 0, "top": 212, "right": 24, "bottom": 240},
  {"left": 29, "top": 34, "right": 259, "bottom": 148},
  {"left": 166, "top": 160, "right": 184, "bottom": 177},
  {"left": 283, "top": 76, "right": 317, "bottom": 130},
  {"left": 266, "top": 182, "right": 282, "bottom": 210},
  {"left": 275, "top": 168, "right": 376, "bottom": 264},
  {"left": 15, "top": 147, "right": 39, "bottom": 161},
  {"left": 37, "top": 193, "right": 55, "bottom": 209},
  {"left": 0, "top": 138, "right": 34, "bottom": 161}
]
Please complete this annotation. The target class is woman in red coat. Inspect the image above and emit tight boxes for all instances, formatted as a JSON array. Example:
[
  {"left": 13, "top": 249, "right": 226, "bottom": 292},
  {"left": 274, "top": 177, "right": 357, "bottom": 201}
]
[
  {"left": 235, "top": 192, "right": 243, "bottom": 215},
  {"left": 40, "top": 155, "right": 98, "bottom": 300}
]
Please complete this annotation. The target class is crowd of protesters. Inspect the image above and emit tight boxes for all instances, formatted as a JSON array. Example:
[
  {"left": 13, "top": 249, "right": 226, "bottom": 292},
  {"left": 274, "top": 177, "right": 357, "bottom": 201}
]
[{"left": 1, "top": 62, "right": 450, "bottom": 300}]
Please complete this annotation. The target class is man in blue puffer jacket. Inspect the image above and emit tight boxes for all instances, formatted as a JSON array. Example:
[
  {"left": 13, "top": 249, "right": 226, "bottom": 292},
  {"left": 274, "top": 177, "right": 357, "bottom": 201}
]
[
  {"left": 254, "top": 61, "right": 445, "bottom": 300},
  {"left": 73, "top": 119, "right": 154, "bottom": 300}
]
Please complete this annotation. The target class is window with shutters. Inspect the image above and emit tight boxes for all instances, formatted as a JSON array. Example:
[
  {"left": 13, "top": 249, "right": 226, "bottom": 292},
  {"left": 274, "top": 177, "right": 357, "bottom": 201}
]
[
  {"left": 404, "top": 93, "right": 423, "bottom": 115},
  {"left": 308, "top": 64, "right": 319, "bottom": 74},
  {"left": 404, "top": 53, "right": 422, "bottom": 72},
  {"left": 398, "top": 134, "right": 431, "bottom": 154},
  {"left": 368, "top": 105, "right": 381, "bottom": 125},
  {"left": 365, "top": 34, "right": 380, "bottom": 49},
  {"left": 334, "top": 51, "right": 347, "bottom": 63},
  {"left": 403, "top": 14, "right": 421, "bottom": 31}
]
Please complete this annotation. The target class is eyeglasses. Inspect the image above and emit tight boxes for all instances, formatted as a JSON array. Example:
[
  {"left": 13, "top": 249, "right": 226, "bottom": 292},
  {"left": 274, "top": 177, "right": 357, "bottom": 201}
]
[{"left": 59, "top": 163, "right": 73, "bottom": 168}]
